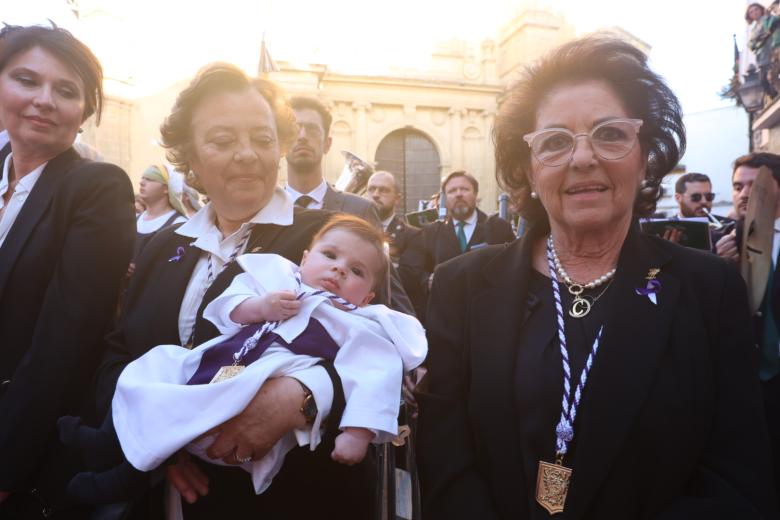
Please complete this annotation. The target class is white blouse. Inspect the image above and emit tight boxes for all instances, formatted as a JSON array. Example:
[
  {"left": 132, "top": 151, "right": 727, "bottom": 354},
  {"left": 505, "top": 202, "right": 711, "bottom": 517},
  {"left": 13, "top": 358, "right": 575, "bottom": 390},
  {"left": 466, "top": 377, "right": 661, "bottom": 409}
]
[{"left": 0, "top": 153, "right": 47, "bottom": 249}]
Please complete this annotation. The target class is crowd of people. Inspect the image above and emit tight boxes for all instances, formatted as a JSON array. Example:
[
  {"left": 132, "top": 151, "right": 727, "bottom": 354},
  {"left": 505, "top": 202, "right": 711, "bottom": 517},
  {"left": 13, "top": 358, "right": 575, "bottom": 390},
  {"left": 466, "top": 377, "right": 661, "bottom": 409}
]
[{"left": 0, "top": 21, "right": 779, "bottom": 520}]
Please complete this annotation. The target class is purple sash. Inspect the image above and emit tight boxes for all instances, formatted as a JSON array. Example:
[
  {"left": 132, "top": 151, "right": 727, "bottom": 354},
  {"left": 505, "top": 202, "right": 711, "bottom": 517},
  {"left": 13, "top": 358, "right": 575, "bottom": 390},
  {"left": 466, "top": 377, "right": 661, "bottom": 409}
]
[{"left": 187, "top": 318, "right": 339, "bottom": 385}]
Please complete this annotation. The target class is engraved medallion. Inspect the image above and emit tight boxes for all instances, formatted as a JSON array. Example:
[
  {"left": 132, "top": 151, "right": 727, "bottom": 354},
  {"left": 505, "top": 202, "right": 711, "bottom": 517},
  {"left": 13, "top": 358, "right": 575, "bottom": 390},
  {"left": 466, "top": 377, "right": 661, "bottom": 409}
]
[
  {"left": 569, "top": 296, "right": 591, "bottom": 318},
  {"left": 210, "top": 365, "right": 245, "bottom": 384},
  {"left": 536, "top": 460, "right": 572, "bottom": 515}
]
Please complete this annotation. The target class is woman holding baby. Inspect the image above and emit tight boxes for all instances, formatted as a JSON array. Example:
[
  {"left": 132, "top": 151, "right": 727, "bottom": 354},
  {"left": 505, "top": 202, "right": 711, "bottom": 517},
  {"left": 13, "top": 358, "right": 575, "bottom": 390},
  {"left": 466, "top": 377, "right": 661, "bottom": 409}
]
[{"left": 82, "top": 63, "right": 380, "bottom": 519}]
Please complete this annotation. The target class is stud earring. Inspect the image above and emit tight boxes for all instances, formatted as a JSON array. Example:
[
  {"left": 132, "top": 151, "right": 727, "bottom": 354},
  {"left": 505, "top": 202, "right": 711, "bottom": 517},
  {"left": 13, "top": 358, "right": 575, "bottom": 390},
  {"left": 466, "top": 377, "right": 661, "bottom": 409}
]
[{"left": 530, "top": 191, "right": 538, "bottom": 199}]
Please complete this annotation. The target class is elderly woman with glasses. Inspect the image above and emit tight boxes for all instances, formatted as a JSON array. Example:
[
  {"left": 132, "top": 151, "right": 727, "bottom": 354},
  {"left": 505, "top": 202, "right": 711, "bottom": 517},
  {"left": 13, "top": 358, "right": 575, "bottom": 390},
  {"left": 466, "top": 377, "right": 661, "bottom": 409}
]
[{"left": 416, "top": 37, "right": 777, "bottom": 519}]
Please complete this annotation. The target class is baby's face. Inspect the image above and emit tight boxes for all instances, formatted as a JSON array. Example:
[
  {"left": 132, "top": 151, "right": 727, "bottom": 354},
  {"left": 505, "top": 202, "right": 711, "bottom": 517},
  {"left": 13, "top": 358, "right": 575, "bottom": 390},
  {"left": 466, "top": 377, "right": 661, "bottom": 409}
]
[{"left": 300, "top": 228, "right": 380, "bottom": 306}]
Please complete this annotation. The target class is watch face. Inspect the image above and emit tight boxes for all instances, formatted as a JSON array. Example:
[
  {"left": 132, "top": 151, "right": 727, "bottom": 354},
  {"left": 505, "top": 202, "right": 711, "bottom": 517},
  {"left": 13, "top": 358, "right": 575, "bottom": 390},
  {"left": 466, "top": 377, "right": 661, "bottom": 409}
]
[{"left": 302, "top": 393, "right": 317, "bottom": 421}]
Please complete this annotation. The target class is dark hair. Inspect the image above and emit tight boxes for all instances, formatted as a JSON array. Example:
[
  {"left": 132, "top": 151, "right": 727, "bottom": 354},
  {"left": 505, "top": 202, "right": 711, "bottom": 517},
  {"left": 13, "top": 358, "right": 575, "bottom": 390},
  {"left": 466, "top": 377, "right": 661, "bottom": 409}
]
[
  {"left": 746, "top": 3, "right": 766, "bottom": 23},
  {"left": 290, "top": 96, "right": 332, "bottom": 137},
  {"left": 733, "top": 152, "right": 780, "bottom": 185},
  {"left": 675, "top": 172, "right": 711, "bottom": 194},
  {"left": 0, "top": 24, "right": 103, "bottom": 123},
  {"left": 310, "top": 214, "right": 388, "bottom": 292},
  {"left": 159, "top": 63, "right": 296, "bottom": 192},
  {"left": 442, "top": 170, "right": 479, "bottom": 193},
  {"left": 493, "top": 37, "right": 685, "bottom": 228}
]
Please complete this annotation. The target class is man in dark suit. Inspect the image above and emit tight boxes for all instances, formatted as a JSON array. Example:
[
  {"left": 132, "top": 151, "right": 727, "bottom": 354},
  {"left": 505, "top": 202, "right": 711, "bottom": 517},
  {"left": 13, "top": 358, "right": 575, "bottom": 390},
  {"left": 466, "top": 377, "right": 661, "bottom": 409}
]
[
  {"left": 364, "top": 170, "right": 416, "bottom": 266},
  {"left": 399, "top": 170, "right": 515, "bottom": 321},
  {"left": 284, "top": 96, "right": 413, "bottom": 315},
  {"left": 284, "top": 96, "right": 376, "bottom": 220},
  {"left": 720, "top": 152, "right": 780, "bottom": 505}
]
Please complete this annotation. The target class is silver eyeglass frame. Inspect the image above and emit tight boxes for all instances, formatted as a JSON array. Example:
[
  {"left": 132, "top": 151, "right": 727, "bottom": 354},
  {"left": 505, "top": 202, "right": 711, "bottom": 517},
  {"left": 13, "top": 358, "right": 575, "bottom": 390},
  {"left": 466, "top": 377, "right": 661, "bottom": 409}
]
[{"left": 522, "top": 118, "right": 644, "bottom": 166}]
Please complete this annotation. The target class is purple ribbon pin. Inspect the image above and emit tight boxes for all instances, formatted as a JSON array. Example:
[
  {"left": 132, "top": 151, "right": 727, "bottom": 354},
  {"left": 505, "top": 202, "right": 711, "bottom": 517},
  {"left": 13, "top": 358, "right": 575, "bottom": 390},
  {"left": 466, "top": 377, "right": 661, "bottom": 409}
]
[
  {"left": 635, "top": 279, "right": 661, "bottom": 305},
  {"left": 168, "top": 246, "right": 186, "bottom": 263}
]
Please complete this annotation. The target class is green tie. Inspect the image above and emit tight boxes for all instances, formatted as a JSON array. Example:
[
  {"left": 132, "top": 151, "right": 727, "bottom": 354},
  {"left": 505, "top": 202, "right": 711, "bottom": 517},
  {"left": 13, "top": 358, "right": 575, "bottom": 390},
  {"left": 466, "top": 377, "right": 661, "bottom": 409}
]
[
  {"left": 456, "top": 221, "right": 468, "bottom": 253},
  {"left": 761, "top": 259, "right": 780, "bottom": 381}
]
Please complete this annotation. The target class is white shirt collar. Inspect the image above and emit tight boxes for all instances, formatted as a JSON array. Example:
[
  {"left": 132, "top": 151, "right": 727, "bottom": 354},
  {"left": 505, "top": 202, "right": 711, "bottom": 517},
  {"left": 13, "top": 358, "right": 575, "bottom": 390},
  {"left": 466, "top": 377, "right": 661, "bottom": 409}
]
[
  {"left": 454, "top": 209, "right": 478, "bottom": 226},
  {"left": 0, "top": 130, "right": 8, "bottom": 150},
  {"left": 381, "top": 214, "right": 394, "bottom": 230},
  {"left": 176, "top": 187, "right": 294, "bottom": 257},
  {"left": 0, "top": 153, "right": 47, "bottom": 205},
  {"left": 285, "top": 180, "right": 328, "bottom": 205}
]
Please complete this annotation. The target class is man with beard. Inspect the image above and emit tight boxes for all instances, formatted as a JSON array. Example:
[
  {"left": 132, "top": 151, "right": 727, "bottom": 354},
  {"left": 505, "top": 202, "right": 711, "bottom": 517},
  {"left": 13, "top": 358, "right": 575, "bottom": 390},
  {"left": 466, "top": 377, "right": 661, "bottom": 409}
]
[
  {"left": 284, "top": 96, "right": 378, "bottom": 221},
  {"left": 674, "top": 172, "right": 717, "bottom": 219},
  {"left": 364, "top": 170, "right": 416, "bottom": 265},
  {"left": 399, "top": 170, "right": 514, "bottom": 322},
  {"left": 284, "top": 96, "right": 414, "bottom": 315}
]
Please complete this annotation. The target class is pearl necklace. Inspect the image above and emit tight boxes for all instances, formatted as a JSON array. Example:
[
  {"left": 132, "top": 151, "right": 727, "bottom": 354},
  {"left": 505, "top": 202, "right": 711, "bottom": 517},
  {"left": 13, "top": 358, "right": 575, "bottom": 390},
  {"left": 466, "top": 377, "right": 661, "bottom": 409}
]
[{"left": 547, "top": 236, "right": 617, "bottom": 318}]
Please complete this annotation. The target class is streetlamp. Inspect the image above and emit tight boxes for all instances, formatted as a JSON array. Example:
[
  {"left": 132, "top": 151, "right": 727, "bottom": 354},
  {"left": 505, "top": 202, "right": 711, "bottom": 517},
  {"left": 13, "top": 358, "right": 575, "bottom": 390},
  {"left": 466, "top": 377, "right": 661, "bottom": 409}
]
[
  {"left": 736, "top": 65, "right": 765, "bottom": 113},
  {"left": 736, "top": 65, "right": 765, "bottom": 151}
]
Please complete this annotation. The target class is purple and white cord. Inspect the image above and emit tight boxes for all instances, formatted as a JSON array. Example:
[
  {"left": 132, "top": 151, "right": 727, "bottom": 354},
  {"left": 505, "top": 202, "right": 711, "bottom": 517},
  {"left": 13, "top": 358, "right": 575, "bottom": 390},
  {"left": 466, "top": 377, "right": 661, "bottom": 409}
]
[
  {"left": 206, "top": 224, "right": 255, "bottom": 285},
  {"left": 233, "top": 271, "right": 357, "bottom": 364},
  {"left": 545, "top": 236, "right": 605, "bottom": 457}
]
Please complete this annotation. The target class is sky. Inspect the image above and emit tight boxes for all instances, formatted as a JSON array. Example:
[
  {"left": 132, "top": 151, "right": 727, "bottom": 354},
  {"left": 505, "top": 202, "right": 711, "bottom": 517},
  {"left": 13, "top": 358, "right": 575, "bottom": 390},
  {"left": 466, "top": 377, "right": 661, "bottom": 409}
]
[{"left": 1, "top": 0, "right": 750, "bottom": 114}]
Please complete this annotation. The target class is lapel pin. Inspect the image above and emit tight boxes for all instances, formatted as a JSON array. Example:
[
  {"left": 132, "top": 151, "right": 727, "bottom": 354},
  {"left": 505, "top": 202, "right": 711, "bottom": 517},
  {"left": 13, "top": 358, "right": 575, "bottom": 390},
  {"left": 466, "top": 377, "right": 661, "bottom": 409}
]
[
  {"left": 168, "top": 246, "right": 186, "bottom": 263},
  {"left": 635, "top": 268, "right": 661, "bottom": 305}
]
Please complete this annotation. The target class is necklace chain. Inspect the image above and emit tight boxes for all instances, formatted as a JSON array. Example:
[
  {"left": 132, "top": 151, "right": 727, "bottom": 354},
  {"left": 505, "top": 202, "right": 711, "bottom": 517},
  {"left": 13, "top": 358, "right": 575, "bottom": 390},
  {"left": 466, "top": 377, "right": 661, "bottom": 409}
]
[{"left": 547, "top": 236, "right": 617, "bottom": 318}]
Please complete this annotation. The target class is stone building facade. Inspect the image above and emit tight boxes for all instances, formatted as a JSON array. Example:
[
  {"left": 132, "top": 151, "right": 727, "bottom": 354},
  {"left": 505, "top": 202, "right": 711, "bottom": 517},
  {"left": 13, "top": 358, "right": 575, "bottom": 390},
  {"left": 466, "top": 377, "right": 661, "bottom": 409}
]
[{"left": 80, "top": 8, "right": 644, "bottom": 214}]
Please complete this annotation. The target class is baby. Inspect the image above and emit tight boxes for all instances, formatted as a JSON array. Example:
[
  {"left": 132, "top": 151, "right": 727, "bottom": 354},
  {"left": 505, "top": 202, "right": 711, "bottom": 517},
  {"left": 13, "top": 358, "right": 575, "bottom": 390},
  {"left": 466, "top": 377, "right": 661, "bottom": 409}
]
[{"left": 70, "top": 214, "right": 427, "bottom": 498}]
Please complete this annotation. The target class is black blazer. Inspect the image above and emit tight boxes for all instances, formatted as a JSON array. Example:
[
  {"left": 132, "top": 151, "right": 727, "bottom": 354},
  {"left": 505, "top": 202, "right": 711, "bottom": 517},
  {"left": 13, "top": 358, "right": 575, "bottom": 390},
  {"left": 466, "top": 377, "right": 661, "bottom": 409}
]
[
  {"left": 399, "top": 209, "right": 515, "bottom": 321},
  {"left": 385, "top": 213, "right": 417, "bottom": 262},
  {"left": 0, "top": 148, "right": 135, "bottom": 490},
  {"left": 322, "top": 184, "right": 379, "bottom": 222},
  {"left": 417, "top": 225, "right": 777, "bottom": 519}
]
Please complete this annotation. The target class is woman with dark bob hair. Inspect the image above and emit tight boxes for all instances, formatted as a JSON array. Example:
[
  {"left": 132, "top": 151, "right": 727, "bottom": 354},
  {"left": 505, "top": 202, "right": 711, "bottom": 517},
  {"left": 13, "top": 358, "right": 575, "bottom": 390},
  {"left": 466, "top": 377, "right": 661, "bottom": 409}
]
[
  {"left": 66, "top": 63, "right": 375, "bottom": 519},
  {"left": 0, "top": 25, "right": 135, "bottom": 517},
  {"left": 417, "top": 37, "right": 778, "bottom": 519}
]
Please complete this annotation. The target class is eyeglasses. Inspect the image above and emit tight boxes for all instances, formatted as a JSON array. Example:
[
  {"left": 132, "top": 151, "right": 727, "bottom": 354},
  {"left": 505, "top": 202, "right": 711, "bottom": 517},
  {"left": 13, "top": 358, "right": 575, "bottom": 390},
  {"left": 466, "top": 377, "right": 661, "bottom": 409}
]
[
  {"left": 523, "top": 118, "right": 643, "bottom": 167},
  {"left": 687, "top": 192, "right": 715, "bottom": 202}
]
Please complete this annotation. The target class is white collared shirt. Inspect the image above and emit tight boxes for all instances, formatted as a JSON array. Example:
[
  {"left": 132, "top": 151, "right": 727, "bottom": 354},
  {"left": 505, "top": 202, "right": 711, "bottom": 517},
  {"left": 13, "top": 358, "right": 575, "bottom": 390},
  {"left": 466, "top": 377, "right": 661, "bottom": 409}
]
[
  {"left": 136, "top": 209, "right": 186, "bottom": 234},
  {"left": 284, "top": 180, "right": 328, "bottom": 210},
  {"left": 772, "top": 217, "right": 780, "bottom": 267},
  {"left": 174, "top": 187, "right": 334, "bottom": 420},
  {"left": 381, "top": 214, "right": 394, "bottom": 232},
  {"left": 0, "top": 130, "right": 9, "bottom": 151},
  {"left": 453, "top": 209, "right": 478, "bottom": 246},
  {"left": 0, "top": 153, "right": 47, "bottom": 248}
]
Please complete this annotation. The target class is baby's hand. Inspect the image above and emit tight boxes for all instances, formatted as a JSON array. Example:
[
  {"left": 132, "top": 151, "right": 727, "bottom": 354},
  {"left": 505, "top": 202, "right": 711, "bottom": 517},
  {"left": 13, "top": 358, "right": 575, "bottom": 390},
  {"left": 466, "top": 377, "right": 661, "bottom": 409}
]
[
  {"left": 331, "top": 427, "right": 374, "bottom": 466},
  {"left": 231, "top": 291, "right": 300, "bottom": 324},
  {"left": 259, "top": 291, "right": 301, "bottom": 322}
]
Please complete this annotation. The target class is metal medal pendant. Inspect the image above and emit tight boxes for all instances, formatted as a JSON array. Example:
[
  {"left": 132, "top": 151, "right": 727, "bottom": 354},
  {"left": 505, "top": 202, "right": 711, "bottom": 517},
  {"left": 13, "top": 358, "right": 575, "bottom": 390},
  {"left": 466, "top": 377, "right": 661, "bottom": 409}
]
[
  {"left": 569, "top": 295, "right": 591, "bottom": 318},
  {"left": 210, "top": 365, "right": 245, "bottom": 384},
  {"left": 536, "top": 460, "right": 572, "bottom": 515}
]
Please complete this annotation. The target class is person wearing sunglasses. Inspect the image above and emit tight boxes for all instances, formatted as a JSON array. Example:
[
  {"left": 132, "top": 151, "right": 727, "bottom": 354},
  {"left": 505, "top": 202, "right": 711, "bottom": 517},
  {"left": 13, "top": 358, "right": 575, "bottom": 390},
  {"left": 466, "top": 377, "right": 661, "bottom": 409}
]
[
  {"left": 673, "top": 172, "right": 716, "bottom": 218},
  {"left": 417, "top": 37, "right": 776, "bottom": 519}
]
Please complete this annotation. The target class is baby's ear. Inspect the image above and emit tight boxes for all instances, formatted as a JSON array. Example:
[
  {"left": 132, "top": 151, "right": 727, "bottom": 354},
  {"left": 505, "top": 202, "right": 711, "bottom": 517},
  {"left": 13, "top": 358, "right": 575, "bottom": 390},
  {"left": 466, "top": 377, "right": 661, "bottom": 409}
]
[
  {"left": 300, "top": 250, "right": 309, "bottom": 266},
  {"left": 359, "top": 291, "right": 375, "bottom": 307}
]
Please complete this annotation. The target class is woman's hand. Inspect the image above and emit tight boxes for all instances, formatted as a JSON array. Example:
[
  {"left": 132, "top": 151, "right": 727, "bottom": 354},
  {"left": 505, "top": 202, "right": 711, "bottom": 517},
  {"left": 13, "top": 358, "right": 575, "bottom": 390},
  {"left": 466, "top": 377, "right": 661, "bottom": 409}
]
[
  {"left": 166, "top": 451, "right": 209, "bottom": 504},
  {"left": 205, "top": 377, "right": 307, "bottom": 464}
]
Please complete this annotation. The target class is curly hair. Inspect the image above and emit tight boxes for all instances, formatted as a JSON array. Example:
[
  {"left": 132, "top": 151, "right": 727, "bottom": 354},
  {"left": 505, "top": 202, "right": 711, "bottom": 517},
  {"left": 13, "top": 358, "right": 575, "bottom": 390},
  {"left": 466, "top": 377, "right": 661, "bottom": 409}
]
[
  {"left": 159, "top": 63, "right": 296, "bottom": 192},
  {"left": 493, "top": 37, "right": 685, "bottom": 228}
]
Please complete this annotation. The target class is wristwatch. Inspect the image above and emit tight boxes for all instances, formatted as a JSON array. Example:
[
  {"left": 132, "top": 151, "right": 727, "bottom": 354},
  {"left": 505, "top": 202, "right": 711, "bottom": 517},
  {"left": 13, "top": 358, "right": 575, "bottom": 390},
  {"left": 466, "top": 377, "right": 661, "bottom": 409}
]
[{"left": 297, "top": 380, "right": 317, "bottom": 424}]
